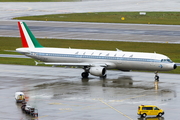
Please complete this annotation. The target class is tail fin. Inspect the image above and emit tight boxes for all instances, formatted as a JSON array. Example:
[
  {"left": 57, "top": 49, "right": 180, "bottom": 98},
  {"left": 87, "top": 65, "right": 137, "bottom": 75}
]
[{"left": 18, "top": 21, "right": 43, "bottom": 48}]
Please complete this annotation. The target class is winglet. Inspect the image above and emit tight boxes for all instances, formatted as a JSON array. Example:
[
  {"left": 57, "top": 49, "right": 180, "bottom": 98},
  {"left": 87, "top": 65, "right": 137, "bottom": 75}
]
[{"left": 18, "top": 21, "right": 43, "bottom": 48}]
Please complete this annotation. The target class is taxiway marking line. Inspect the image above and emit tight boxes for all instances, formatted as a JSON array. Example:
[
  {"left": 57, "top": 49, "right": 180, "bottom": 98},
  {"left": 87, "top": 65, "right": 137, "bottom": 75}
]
[
  {"left": 98, "top": 99, "right": 134, "bottom": 120},
  {"left": 32, "top": 115, "right": 48, "bottom": 119}
]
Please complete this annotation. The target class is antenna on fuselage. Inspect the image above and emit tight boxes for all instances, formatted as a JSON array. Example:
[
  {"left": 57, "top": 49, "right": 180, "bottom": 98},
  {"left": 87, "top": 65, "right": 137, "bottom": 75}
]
[{"left": 116, "top": 48, "right": 122, "bottom": 52}]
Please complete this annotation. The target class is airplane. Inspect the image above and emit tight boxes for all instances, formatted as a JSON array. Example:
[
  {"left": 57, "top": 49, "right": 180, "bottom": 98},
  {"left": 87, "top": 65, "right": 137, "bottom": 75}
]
[{"left": 16, "top": 21, "right": 177, "bottom": 81}]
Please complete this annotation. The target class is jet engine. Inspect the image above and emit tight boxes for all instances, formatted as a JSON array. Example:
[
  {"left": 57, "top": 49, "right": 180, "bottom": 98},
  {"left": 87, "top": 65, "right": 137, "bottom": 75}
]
[{"left": 89, "top": 67, "right": 106, "bottom": 76}]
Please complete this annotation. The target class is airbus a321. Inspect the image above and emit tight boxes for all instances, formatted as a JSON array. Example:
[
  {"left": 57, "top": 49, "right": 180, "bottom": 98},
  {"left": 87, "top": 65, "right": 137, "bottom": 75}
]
[{"left": 16, "top": 22, "right": 177, "bottom": 81}]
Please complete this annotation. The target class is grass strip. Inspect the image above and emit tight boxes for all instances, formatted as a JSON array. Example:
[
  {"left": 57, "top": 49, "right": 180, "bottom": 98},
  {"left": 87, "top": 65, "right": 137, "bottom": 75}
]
[
  {"left": 0, "top": 57, "right": 35, "bottom": 65},
  {"left": 14, "top": 12, "right": 180, "bottom": 25}
]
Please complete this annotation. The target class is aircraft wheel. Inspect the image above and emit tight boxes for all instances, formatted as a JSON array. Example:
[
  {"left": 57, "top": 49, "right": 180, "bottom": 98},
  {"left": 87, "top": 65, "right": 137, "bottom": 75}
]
[
  {"left": 81, "top": 72, "right": 89, "bottom": 78},
  {"left": 155, "top": 75, "right": 159, "bottom": 81}
]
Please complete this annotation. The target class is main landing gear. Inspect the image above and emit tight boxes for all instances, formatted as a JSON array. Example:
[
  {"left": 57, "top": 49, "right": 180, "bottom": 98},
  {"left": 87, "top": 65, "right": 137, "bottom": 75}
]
[
  {"left": 81, "top": 71, "right": 107, "bottom": 79},
  {"left": 154, "top": 71, "right": 159, "bottom": 82},
  {"left": 81, "top": 66, "right": 107, "bottom": 79},
  {"left": 81, "top": 66, "right": 89, "bottom": 78},
  {"left": 81, "top": 72, "right": 89, "bottom": 78}
]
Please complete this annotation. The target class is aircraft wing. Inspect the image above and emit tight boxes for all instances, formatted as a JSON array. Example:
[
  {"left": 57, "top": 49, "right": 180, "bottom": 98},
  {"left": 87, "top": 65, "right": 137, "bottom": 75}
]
[{"left": 44, "top": 62, "right": 108, "bottom": 67}]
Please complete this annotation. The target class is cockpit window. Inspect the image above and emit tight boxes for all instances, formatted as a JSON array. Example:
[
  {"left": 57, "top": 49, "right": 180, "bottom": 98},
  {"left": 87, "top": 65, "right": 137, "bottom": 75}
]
[{"left": 161, "top": 59, "right": 173, "bottom": 63}]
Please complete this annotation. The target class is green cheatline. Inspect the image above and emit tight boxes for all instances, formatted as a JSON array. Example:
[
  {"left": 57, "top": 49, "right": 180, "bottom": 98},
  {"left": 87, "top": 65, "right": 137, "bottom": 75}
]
[{"left": 14, "top": 12, "right": 180, "bottom": 25}]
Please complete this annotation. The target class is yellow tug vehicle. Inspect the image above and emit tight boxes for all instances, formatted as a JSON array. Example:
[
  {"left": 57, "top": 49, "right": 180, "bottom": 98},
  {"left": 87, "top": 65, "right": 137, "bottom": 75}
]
[{"left": 138, "top": 105, "right": 164, "bottom": 118}]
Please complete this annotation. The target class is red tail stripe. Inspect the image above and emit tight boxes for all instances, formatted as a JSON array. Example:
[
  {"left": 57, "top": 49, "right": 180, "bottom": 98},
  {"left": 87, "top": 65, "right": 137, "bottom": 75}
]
[{"left": 18, "top": 22, "right": 29, "bottom": 47}]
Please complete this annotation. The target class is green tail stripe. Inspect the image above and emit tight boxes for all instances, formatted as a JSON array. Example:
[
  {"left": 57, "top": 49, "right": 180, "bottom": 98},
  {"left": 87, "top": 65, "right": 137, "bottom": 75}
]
[{"left": 23, "top": 22, "right": 43, "bottom": 48}]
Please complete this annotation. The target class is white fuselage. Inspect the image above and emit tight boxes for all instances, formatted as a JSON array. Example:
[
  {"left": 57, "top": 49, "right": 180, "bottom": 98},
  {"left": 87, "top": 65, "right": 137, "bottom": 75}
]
[{"left": 16, "top": 47, "right": 176, "bottom": 71}]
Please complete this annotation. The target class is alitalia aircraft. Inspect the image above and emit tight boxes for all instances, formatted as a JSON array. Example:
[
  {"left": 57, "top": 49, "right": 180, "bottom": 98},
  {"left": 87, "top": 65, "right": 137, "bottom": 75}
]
[{"left": 16, "top": 21, "right": 177, "bottom": 81}]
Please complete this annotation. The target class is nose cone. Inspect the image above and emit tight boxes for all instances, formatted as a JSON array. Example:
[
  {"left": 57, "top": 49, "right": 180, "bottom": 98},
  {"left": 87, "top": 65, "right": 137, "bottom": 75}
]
[{"left": 174, "top": 64, "right": 177, "bottom": 69}]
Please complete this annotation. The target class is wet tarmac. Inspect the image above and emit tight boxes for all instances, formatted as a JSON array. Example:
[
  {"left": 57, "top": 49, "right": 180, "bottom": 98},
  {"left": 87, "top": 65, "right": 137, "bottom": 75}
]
[{"left": 0, "top": 64, "right": 180, "bottom": 120}]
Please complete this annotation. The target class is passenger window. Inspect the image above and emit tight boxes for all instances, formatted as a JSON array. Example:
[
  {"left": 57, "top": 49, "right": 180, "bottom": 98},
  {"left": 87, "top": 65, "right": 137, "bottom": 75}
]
[{"left": 142, "top": 107, "right": 153, "bottom": 110}]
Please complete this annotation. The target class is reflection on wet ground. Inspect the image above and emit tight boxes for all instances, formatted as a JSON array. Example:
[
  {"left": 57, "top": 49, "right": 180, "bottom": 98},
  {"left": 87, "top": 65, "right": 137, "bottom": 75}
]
[
  {"left": 138, "top": 117, "right": 164, "bottom": 120},
  {"left": 32, "top": 75, "right": 176, "bottom": 103},
  {"left": 0, "top": 64, "right": 180, "bottom": 120}
]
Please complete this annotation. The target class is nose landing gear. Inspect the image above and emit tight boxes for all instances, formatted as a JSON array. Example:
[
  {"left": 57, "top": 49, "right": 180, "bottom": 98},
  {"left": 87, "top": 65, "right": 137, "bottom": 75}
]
[{"left": 154, "top": 71, "right": 159, "bottom": 82}]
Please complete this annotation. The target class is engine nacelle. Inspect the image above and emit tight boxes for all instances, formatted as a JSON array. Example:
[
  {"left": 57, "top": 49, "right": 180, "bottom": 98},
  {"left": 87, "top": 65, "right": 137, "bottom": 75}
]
[{"left": 89, "top": 67, "right": 106, "bottom": 76}]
